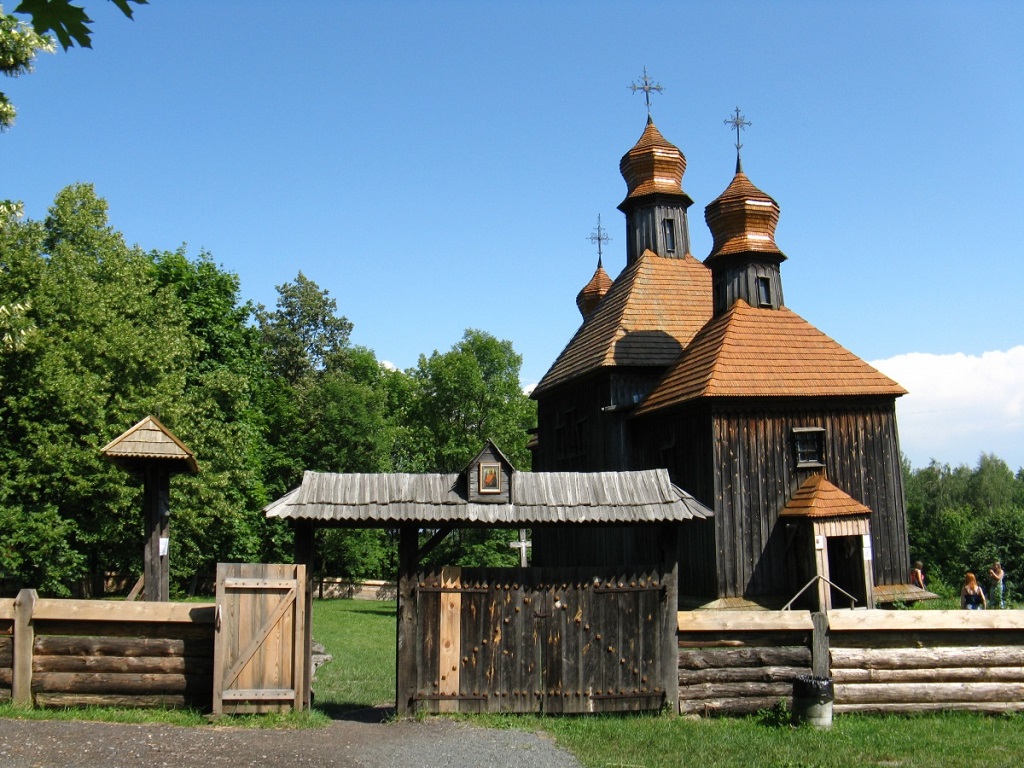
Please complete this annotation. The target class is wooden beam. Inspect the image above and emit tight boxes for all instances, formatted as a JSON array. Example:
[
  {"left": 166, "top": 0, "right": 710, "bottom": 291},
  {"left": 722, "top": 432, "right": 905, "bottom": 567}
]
[
  {"left": 31, "top": 599, "right": 214, "bottom": 623},
  {"left": 827, "top": 609, "right": 1024, "bottom": 632},
  {"left": 661, "top": 523, "right": 679, "bottom": 713},
  {"left": 678, "top": 611, "right": 814, "bottom": 633},
  {"left": 437, "top": 566, "right": 461, "bottom": 713},
  {"left": 416, "top": 527, "right": 453, "bottom": 565},
  {"left": 293, "top": 520, "right": 315, "bottom": 710},
  {"left": 811, "top": 612, "right": 829, "bottom": 678}
]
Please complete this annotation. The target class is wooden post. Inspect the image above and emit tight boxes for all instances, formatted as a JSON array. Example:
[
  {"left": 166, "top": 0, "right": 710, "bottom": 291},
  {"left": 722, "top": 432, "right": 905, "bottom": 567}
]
[
  {"left": 143, "top": 465, "right": 171, "bottom": 602},
  {"left": 12, "top": 588, "right": 37, "bottom": 707},
  {"left": 293, "top": 520, "right": 315, "bottom": 710},
  {"left": 811, "top": 611, "right": 830, "bottom": 678},
  {"left": 437, "top": 566, "right": 462, "bottom": 712},
  {"left": 662, "top": 523, "right": 680, "bottom": 713},
  {"left": 396, "top": 524, "right": 419, "bottom": 715}
]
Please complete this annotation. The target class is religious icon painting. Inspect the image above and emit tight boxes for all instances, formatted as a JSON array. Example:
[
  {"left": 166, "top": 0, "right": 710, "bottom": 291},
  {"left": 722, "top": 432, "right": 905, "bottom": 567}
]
[{"left": 479, "top": 462, "right": 501, "bottom": 494}]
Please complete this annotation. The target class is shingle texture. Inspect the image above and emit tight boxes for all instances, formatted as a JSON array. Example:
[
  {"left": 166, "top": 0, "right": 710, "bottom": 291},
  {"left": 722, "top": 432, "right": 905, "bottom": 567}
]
[
  {"left": 704, "top": 170, "right": 785, "bottom": 263},
  {"left": 264, "top": 468, "right": 712, "bottom": 525},
  {"left": 634, "top": 299, "right": 907, "bottom": 414},
  {"left": 779, "top": 474, "right": 872, "bottom": 518},
  {"left": 619, "top": 118, "right": 688, "bottom": 201},
  {"left": 101, "top": 415, "right": 198, "bottom": 473},
  {"left": 576, "top": 262, "right": 613, "bottom": 318},
  {"left": 533, "top": 250, "right": 712, "bottom": 396}
]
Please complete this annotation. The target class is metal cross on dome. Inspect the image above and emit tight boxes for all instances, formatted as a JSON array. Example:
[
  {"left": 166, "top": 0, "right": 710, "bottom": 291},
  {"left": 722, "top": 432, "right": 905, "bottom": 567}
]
[
  {"left": 629, "top": 67, "right": 663, "bottom": 118},
  {"left": 587, "top": 213, "right": 611, "bottom": 266},
  {"left": 725, "top": 106, "right": 752, "bottom": 155}
]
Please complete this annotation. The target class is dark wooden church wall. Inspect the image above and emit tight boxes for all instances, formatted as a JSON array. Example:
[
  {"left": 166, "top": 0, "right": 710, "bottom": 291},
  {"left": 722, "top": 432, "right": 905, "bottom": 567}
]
[
  {"left": 709, "top": 400, "right": 908, "bottom": 600},
  {"left": 631, "top": 407, "right": 717, "bottom": 599}
]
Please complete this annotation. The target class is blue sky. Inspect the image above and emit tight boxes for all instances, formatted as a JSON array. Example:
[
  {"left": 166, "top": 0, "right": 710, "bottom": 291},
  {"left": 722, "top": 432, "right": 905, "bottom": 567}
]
[{"left": 3, "top": 1, "right": 1022, "bottom": 471}]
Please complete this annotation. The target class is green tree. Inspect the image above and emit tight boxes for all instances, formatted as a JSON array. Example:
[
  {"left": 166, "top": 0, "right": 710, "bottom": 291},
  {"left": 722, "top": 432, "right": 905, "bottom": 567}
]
[
  {"left": 0, "top": 5, "right": 53, "bottom": 130},
  {"left": 14, "top": 0, "right": 146, "bottom": 50},
  {"left": 404, "top": 328, "right": 536, "bottom": 474}
]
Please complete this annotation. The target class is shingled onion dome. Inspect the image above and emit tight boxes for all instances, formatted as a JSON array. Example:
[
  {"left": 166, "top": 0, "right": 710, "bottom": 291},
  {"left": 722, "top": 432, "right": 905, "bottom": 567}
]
[
  {"left": 576, "top": 259, "right": 613, "bottom": 319},
  {"left": 619, "top": 117, "right": 688, "bottom": 201},
  {"left": 617, "top": 117, "right": 694, "bottom": 264},
  {"left": 704, "top": 158, "right": 787, "bottom": 315}
]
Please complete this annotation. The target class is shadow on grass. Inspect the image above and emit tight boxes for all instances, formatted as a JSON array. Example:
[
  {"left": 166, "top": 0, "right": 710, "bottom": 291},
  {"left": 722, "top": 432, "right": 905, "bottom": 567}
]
[{"left": 315, "top": 701, "right": 395, "bottom": 723}]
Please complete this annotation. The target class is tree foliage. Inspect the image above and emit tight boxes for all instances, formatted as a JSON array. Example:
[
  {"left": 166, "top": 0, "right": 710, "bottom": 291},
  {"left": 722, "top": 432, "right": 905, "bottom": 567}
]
[
  {"left": 0, "top": 5, "right": 54, "bottom": 130},
  {"left": 905, "top": 453, "right": 1024, "bottom": 601}
]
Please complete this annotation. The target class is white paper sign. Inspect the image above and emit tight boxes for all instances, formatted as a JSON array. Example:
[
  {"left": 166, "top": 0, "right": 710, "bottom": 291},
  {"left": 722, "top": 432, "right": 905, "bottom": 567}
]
[
  {"left": 159, "top": 536, "right": 169, "bottom": 556},
  {"left": 862, "top": 533, "right": 873, "bottom": 561},
  {"left": 814, "top": 535, "right": 825, "bottom": 551}
]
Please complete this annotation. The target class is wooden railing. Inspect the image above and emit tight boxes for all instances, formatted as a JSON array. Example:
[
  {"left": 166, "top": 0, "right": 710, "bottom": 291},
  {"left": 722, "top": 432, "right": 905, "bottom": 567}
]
[
  {"left": 678, "top": 609, "right": 1024, "bottom": 716},
  {"left": 1, "top": 590, "right": 215, "bottom": 709}
]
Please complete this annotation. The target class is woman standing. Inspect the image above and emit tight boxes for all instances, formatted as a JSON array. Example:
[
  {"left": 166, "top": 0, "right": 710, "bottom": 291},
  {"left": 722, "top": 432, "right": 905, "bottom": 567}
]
[
  {"left": 989, "top": 561, "right": 1005, "bottom": 609},
  {"left": 961, "top": 572, "right": 987, "bottom": 610}
]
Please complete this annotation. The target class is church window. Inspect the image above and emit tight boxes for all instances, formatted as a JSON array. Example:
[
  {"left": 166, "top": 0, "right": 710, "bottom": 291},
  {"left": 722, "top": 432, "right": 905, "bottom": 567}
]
[
  {"left": 662, "top": 219, "right": 676, "bottom": 254},
  {"left": 555, "top": 408, "right": 587, "bottom": 470},
  {"left": 757, "top": 276, "right": 772, "bottom": 307},
  {"left": 793, "top": 427, "right": 826, "bottom": 468}
]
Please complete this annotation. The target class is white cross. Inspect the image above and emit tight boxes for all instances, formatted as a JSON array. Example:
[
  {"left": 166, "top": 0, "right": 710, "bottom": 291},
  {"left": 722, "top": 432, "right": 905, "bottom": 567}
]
[{"left": 510, "top": 528, "right": 531, "bottom": 567}]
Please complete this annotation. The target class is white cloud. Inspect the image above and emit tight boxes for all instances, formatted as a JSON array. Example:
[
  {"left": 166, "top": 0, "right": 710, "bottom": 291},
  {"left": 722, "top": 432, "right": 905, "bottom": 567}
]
[{"left": 871, "top": 346, "right": 1024, "bottom": 472}]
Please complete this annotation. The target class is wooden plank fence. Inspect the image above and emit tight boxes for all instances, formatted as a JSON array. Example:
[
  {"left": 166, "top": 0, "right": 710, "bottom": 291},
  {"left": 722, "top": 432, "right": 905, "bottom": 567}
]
[
  {"left": 678, "top": 609, "right": 1024, "bottom": 716},
  {"left": 0, "top": 590, "right": 215, "bottom": 709}
]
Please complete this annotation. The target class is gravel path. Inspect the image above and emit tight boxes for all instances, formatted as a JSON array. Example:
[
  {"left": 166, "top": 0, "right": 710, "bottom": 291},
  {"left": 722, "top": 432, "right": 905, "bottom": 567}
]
[{"left": 0, "top": 711, "right": 584, "bottom": 768}]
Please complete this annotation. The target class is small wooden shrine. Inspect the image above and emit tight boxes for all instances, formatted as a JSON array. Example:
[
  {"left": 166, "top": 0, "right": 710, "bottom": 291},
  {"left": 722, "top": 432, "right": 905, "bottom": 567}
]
[{"left": 102, "top": 416, "right": 198, "bottom": 602}]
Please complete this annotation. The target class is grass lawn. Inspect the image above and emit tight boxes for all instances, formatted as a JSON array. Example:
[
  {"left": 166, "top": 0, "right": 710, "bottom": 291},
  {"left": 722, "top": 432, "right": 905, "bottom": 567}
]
[{"left": 311, "top": 599, "right": 1024, "bottom": 767}]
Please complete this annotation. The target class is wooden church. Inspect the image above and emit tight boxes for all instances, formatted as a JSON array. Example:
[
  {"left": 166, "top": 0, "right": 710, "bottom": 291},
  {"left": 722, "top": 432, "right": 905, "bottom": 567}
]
[{"left": 530, "top": 108, "right": 915, "bottom": 610}]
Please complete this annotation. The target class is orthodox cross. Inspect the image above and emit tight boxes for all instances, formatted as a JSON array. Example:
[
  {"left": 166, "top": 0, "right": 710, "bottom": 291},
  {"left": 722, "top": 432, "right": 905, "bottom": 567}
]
[
  {"left": 629, "top": 67, "right": 663, "bottom": 118},
  {"left": 587, "top": 213, "right": 611, "bottom": 266},
  {"left": 724, "top": 106, "right": 752, "bottom": 155},
  {"left": 510, "top": 528, "right": 532, "bottom": 567}
]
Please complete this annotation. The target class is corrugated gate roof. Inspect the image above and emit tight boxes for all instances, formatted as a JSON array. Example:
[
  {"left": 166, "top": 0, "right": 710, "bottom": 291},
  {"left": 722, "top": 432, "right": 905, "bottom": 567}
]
[{"left": 264, "top": 468, "right": 711, "bottom": 526}]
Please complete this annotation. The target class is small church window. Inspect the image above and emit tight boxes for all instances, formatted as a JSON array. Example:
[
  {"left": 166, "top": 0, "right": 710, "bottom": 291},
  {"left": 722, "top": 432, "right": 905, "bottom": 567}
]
[
  {"left": 793, "top": 427, "right": 826, "bottom": 468},
  {"left": 662, "top": 219, "right": 676, "bottom": 254},
  {"left": 757, "top": 276, "right": 772, "bottom": 307}
]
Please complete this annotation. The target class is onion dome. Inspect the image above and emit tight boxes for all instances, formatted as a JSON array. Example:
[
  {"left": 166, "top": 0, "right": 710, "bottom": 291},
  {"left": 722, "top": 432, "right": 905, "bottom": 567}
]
[
  {"left": 619, "top": 117, "right": 689, "bottom": 202},
  {"left": 576, "top": 260, "right": 613, "bottom": 318},
  {"left": 704, "top": 162, "right": 786, "bottom": 264}
]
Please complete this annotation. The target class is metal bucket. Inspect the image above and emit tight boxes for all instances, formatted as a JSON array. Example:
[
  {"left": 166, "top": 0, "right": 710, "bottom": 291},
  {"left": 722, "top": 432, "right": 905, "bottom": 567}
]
[{"left": 791, "top": 675, "right": 834, "bottom": 728}]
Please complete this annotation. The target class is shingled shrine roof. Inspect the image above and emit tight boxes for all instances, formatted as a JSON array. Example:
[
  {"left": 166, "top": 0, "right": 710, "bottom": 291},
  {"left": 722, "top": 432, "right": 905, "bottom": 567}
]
[
  {"left": 779, "top": 474, "right": 872, "bottom": 518},
  {"left": 704, "top": 168, "right": 786, "bottom": 264},
  {"left": 619, "top": 117, "right": 690, "bottom": 204},
  {"left": 532, "top": 250, "right": 712, "bottom": 397},
  {"left": 264, "top": 467, "right": 712, "bottom": 526},
  {"left": 633, "top": 299, "right": 907, "bottom": 415},
  {"left": 101, "top": 416, "right": 199, "bottom": 474}
]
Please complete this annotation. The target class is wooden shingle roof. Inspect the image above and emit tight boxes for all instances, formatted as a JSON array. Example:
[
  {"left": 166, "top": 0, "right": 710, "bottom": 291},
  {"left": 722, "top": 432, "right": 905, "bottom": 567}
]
[
  {"left": 101, "top": 415, "right": 198, "bottom": 474},
  {"left": 264, "top": 468, "right": 712, "bottom": 526},
  {"left": 532, "top": 250, "right": 712, "bottom": 397},
  {"left": 619, "top": 117, "right": 689, "bottom": 202},
  {"left": 779, "top": 474, "right": 872, "bottom": 518},
  {"left": 633, "top": 299, "right": 907, "bottom": 414}
]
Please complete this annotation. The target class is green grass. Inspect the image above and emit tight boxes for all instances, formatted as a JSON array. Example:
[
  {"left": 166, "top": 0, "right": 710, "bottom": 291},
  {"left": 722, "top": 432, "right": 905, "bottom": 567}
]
[
  {"left": 310, "top": 598, "right": 396, "bottom": 716},
  {"left": 310, "top": 600, "right": 1024, "bottom": 766}
]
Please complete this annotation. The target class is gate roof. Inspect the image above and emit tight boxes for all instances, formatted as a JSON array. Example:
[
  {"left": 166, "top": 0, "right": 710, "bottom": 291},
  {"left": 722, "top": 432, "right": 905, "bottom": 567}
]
[{"left": 264, "top": 468, "right": 711, "bottom": 526}]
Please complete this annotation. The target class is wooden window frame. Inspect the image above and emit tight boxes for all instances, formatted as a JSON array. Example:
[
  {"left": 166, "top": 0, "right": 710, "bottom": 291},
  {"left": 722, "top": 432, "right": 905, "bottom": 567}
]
[{"left": 793, "top": 426, "right": 826, "bottom": 468}]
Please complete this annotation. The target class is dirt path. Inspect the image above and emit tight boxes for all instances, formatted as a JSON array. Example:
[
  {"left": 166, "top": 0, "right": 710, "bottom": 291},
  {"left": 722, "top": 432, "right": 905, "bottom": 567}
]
[{"left": 0, "top": 711, "right": 583, "bottom": 768}]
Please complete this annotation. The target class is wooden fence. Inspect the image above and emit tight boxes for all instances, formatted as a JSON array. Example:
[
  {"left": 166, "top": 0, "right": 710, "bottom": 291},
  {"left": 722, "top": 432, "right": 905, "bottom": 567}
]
[
  {"left": 1, "top": 590, "right": 215, "bottom": 709},
  {"left": 678, "top": 609, "right": 1024, "bottom": 716}
]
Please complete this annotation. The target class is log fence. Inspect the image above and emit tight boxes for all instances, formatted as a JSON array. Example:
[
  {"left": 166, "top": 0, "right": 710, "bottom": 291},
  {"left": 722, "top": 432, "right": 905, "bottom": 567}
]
[
  {"left": 678, "top": 609, "right": 1024, "bottom": 716},
  {"left": 0, "top": 589, "right": 215, "bottom": 709}
]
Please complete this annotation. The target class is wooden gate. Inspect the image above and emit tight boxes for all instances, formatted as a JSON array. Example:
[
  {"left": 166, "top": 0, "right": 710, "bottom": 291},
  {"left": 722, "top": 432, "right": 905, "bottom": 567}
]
[
  {"left": 212, "top": 563, "right": 307, "bottom": 714},
  {"left": 411, "top": 566, "right": 670, "bottom": 714}
]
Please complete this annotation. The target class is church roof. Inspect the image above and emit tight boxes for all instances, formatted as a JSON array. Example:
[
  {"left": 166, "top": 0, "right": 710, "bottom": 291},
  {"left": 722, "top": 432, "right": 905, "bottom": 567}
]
[
  {"left": 633, "top": 299, "right": 907, "bottom": 414},
  {"left": 619, "top": 117, "right": 689, "bottom": 203},
  {"left": 532, "top": 250, "right": 712, "bottom": 397},
  {"left": 576, "top": 261, "right": 613, "bottom": 318},
  {"left": 704, "top": 168, "right": 785, "bottom": 263},
  {"left": 264, "top": 467, "right": 712, "bottom": 525},
  {"left": 779, "top": 474, "right": 872, "bottom": 518}
]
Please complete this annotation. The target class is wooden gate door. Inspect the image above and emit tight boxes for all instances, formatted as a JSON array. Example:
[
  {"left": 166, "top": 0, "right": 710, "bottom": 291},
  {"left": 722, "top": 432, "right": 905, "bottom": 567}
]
[
  {"left": 213, "top": 563, "right": 307, "bottom": 714},
  {"left": 412, "top": 566, "right": 668, "bottom": 714}
]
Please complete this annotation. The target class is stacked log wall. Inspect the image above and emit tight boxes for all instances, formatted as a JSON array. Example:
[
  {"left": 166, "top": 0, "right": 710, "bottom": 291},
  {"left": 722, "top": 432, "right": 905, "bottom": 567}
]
[
  {"left": 4, "top": 591, "right": 215, "bottom": 710},
  {"left": 829, "top": 610, "right": 1024, "bottom": 714},
  {"left": 678, "top": 609, "right": 1024, "bottom": 716},
  {"left": 677, "top": 611, "right": 813, "bottom": 715}
]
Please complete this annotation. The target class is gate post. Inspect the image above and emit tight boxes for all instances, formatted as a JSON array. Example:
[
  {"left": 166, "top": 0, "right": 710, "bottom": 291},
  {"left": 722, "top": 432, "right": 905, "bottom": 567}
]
[
  {"left": 12, "top": 588, "right": 37, "bottom": 708},
  {"left": 661, "top": 523, "right": 680, "bottom": 713},
  {"left": 396, "top": 524, "right": 419, "bottom": 715}
]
